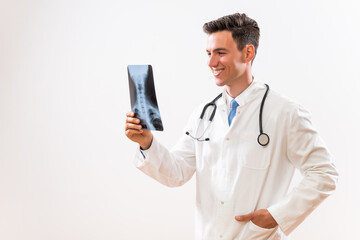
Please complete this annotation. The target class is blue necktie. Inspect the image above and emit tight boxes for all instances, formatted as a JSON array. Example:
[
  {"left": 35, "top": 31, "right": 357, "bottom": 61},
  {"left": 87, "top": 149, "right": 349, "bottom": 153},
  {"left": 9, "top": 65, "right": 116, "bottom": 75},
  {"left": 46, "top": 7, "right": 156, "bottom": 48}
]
[{"left": 228, "top": 99, "right": 239, "bottom": 126}]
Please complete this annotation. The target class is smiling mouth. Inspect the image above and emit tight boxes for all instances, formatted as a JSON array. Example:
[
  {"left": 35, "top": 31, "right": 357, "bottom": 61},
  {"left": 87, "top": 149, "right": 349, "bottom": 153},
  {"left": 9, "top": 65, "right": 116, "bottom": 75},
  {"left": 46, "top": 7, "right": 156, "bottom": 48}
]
[{"left": 212, "top": 69, "right": 224, "bottom": 76}]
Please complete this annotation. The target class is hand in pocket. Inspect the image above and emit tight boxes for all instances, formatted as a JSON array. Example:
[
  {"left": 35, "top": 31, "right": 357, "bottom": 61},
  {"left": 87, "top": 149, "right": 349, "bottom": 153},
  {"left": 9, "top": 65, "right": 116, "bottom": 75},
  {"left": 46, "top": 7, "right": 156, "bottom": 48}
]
[{"left": 235, "top": 209, "right": 278, "bottom": 229}]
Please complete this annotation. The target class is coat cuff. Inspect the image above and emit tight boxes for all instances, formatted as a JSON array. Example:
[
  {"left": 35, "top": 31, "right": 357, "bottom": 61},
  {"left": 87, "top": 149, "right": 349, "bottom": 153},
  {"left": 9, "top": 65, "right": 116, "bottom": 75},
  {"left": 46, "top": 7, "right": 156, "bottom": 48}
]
[{"left": 133, "top": 137, "right": 158, "bottom": 168}]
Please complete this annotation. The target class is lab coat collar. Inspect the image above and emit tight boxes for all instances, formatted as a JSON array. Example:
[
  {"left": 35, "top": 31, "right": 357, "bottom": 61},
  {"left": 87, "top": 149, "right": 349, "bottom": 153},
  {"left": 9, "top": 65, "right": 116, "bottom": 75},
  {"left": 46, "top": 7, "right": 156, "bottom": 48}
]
[{"left": 218, "top": 80, "right": 265, "bottom": 108}]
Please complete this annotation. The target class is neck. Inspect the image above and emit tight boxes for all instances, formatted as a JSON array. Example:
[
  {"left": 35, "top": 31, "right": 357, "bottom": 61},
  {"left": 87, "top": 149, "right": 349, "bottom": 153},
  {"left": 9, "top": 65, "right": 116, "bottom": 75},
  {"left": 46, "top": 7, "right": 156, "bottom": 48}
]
[{"left": 225, "top": 71, "right": 253, "bottom": 98}]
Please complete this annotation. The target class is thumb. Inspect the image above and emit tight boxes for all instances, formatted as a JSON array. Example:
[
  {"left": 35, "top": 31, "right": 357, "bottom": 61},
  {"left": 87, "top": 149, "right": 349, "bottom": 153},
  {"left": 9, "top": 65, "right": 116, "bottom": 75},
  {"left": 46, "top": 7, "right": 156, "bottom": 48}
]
[{"left": 235, "top": 212, "right": 254, "bottom": 222}]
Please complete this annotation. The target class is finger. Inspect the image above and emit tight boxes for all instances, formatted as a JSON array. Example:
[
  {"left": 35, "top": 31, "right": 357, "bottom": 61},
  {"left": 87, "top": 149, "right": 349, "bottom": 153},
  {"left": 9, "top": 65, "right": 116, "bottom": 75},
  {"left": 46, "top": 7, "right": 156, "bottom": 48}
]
[
  {"left": 125, "top": 123, "right": 142, "bottom": 131},
  {"left": 235, "top": 212, "right": 255, "bottom": 221},
  {"left": 126, "top": 111, "right": 135, "bottom": 117},
  {"left": 125, "top": 128, "right": 143, "bottom": 138},
  {"left": 126, "top": 117, "right": 140, "bottom": 124}
]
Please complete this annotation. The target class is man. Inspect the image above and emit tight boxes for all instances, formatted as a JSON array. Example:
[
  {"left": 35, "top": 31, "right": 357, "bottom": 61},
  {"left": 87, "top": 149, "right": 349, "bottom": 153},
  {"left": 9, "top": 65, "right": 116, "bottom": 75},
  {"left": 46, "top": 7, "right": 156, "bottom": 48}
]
[{"left": 125, "top": 13, "right": 338, "bottom": 239}]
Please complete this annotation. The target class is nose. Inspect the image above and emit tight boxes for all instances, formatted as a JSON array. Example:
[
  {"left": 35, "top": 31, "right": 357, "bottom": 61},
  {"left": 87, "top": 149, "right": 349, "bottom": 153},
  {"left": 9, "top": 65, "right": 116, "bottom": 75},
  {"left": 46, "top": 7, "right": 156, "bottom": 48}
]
[{"left": 208, "top": 54, "right": 219, "bottom": 68}]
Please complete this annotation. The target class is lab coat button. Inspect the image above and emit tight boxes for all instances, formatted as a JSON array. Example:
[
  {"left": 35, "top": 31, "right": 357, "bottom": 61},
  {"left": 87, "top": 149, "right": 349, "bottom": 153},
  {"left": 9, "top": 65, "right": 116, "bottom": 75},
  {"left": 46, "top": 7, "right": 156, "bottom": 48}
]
[
  {"left": 221, "top": 201, "right": 224, "bottom": 205},
  {"left": 219, "top": 234, "right": 223, "bottom": 238},
  {"left": 226, "top": 138, "right": 230, "bottom": 141}
]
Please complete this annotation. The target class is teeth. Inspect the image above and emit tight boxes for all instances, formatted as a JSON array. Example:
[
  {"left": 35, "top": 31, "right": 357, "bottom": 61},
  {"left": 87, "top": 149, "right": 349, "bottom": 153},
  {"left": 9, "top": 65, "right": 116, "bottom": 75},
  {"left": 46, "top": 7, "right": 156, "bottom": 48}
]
[{"left": 213, "top": 69, "right": 223, "bottom": 75}]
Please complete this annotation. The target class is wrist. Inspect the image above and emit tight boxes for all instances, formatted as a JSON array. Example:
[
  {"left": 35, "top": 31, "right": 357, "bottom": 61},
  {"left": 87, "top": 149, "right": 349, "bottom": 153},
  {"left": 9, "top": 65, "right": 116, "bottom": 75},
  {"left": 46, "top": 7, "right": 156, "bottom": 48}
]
[{"left": 140, "top": 136, "right": 153, "bottom": 150}]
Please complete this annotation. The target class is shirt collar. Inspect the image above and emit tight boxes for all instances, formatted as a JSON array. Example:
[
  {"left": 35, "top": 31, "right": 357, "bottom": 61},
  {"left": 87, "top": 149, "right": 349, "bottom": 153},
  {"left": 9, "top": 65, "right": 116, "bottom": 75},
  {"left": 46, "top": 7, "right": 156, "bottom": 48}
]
[{"left": 220, "top": 80, "right": 264, "bottom": 108}]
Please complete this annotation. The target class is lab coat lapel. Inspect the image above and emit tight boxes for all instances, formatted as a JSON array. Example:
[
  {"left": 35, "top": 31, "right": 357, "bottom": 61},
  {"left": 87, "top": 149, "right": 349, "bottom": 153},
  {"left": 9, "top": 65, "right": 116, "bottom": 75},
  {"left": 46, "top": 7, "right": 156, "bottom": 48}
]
[
  {"left": 215, "top": 91, "right": 229, "bottom": 130},
  {"left": 217, "top": 103, "right": 229, "bottom": 129}
]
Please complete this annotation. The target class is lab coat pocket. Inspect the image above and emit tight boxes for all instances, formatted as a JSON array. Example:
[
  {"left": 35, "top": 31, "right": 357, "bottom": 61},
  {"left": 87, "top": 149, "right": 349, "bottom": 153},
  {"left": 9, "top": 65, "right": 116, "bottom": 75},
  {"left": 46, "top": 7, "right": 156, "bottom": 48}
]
[
  {"left": 238, "top": 132, "right": 270, "bottom": 170},
  {"left": 238, "top": 221, "right": 277, "bottom": 240}
]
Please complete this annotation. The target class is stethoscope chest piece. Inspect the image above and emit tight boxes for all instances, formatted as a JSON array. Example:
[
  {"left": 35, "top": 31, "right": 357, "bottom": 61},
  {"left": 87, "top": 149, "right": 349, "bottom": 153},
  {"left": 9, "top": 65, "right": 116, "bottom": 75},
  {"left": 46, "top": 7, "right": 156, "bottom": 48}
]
[{"left": 257, "top": 133, "right": 270, "bottom": 146}]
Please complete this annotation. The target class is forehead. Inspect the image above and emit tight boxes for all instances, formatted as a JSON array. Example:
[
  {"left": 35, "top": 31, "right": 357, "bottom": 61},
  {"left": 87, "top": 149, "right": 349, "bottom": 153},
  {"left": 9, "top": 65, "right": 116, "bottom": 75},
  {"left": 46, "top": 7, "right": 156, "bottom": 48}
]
[{"left": 206, "top": 30, "right": 237, "bottom": 51}]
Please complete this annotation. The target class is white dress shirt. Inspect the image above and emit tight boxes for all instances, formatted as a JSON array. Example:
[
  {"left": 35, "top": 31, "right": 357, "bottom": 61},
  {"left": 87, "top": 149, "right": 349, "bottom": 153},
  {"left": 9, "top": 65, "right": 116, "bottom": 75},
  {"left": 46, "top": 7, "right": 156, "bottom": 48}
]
[{"left": 134, "top": 81, "right": 338, "bottom": 240}]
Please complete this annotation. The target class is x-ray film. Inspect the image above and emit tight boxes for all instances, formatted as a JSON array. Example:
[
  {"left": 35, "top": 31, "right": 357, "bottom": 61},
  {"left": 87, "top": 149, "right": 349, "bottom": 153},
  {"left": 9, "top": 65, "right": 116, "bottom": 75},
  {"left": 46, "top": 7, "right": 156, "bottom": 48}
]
[{"left": 127, "top": 65, "right": 164, "bottom": 131}]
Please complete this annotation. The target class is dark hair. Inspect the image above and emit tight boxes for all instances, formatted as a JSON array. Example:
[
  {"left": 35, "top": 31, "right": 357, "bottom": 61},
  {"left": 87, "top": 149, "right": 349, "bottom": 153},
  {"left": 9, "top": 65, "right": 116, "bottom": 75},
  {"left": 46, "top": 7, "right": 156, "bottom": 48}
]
[{"left": 203, "top": 13, "right": 260, "bottom": 57}]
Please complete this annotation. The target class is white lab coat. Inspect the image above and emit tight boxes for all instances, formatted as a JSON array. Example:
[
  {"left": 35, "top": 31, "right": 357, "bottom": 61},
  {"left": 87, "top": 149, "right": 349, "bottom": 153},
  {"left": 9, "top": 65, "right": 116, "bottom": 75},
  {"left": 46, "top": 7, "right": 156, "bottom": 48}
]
[{"left": 134, "top": 81, "right": 338, "bottom": 240}]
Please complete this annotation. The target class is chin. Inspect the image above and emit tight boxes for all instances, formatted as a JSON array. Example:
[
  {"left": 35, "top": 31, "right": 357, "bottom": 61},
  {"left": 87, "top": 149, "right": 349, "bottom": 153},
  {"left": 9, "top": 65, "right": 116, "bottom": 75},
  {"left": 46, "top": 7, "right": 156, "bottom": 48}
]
[{"left": 214, "top": 78, "right": 226, "bottom": 87}]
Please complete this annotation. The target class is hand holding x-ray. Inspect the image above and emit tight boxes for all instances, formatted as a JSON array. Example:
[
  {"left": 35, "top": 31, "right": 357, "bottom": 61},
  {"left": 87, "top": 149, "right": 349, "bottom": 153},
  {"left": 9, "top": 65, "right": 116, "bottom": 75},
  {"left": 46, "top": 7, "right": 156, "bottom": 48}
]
[{"left": 125, "top": 111, "right": 153, "bottom": 150}]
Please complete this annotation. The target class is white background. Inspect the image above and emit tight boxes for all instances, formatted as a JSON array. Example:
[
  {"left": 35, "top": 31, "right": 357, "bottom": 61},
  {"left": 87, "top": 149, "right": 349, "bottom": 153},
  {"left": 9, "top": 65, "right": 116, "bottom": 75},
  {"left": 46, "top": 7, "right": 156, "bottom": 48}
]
[{"left": 0, "top": 0, "right": 359, "bottom": 239}]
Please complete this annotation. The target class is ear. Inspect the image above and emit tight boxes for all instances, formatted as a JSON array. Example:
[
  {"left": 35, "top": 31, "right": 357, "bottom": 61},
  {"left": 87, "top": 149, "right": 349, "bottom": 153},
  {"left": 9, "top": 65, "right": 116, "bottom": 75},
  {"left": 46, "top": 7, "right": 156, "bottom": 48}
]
[{"left": 244, "top": 44, "right": 255, "bottom": 64}]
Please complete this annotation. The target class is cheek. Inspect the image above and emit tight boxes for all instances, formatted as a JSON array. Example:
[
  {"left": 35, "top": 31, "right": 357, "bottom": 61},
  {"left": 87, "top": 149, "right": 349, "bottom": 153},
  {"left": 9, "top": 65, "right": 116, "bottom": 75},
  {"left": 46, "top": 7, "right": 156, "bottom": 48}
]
[
  {"left": 233, "top": 59, "right": 245, "bottom": 70},
  {"left": 219, "top": 58, "right": 230, "bottom": 68}
]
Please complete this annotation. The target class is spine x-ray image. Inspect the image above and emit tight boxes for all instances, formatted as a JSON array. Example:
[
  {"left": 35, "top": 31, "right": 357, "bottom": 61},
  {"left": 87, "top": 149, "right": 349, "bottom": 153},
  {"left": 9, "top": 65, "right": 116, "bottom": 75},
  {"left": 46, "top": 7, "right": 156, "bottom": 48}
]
[{"left": 127, "top": 65, "right": 164, "bottom": 131}]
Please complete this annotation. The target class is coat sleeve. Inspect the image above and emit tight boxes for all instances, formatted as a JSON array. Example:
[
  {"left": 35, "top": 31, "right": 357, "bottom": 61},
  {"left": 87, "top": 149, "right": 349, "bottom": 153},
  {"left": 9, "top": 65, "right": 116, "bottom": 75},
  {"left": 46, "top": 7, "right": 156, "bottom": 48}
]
[
  {"left": 267, "top": 104, "right": 339, "bottom": 235},
  {"left": 133, "top": 109, "right": 198, "bottom": 187}
]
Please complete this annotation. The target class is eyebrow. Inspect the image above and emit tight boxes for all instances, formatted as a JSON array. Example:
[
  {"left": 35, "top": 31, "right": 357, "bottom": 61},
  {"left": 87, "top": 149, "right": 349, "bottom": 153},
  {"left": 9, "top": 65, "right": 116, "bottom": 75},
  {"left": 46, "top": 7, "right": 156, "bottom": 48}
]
[{"left": 206, "top": 48, "right": 229, "bottom": 53}]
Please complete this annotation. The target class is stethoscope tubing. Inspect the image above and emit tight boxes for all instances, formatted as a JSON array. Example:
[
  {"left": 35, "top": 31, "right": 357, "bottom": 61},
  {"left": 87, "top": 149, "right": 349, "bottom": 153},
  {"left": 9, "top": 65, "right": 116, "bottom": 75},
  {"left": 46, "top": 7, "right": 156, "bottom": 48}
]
[
  {"left": 187, "top": 83, "right": 270, "bottom": 146},
  {"left": 259, "top": 84, "right": 269, "bottom": 134},
  {"left": 257, "top": 84, "right": 270, "bottom": 146}
]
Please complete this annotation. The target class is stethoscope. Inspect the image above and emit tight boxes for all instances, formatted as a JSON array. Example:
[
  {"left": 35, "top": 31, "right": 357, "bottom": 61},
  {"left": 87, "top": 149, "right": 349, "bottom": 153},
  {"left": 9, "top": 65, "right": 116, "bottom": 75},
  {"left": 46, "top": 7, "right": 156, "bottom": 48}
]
[{"left": 186, "top": 84, "right": 270, "bottom": 146}]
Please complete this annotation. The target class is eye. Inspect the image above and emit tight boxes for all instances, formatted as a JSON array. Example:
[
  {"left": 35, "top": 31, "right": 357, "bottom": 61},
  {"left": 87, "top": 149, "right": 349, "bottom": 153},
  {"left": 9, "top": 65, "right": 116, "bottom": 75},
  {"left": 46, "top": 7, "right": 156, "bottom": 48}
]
[
  {"left": 218, "top": 52, "right": 226, "bottom": 56},
  {"left": 207, "top": 52, "right": 211, "bottom": 57}
]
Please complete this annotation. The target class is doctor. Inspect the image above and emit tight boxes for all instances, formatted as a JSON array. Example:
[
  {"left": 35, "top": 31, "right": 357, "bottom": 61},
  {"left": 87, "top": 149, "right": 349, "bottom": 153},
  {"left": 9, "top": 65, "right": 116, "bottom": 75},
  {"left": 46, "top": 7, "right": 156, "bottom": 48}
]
[{"left": 125, "top": 13, "right": 338, "bottom": 239}]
